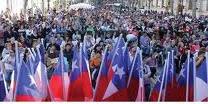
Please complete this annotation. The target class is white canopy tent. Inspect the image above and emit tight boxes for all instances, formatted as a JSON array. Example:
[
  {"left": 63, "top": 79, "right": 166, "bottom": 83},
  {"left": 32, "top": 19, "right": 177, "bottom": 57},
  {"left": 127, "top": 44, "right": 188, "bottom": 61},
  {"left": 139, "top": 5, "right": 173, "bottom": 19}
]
[
  {"left": 68, "top": 3, "right": 95, "bottom": 10},
  {"left": 106, "top": 3, "right": 122, "bottom": 7}
]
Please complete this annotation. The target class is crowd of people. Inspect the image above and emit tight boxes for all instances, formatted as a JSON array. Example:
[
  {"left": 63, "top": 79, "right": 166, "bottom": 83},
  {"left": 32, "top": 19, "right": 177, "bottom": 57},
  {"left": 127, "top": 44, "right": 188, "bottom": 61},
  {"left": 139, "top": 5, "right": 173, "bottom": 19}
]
[{"left": 0, "top": 4, "right": 208, "bottom": 101}]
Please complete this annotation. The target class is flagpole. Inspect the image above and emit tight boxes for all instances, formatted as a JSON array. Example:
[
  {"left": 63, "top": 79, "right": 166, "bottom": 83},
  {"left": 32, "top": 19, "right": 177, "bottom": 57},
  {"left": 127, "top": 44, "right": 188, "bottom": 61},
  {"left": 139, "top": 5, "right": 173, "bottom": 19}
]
[
  {"left": 81, "top": 42, "right": 93, "bottom": 101},
  {"left": 171, "top": 50, "right": 174, "bottom": 86},
  {"left": 79, "top": 43, "right": 83, "bottom": 100},
  {"left": 139, "top": 50, "right": 144, "bottom": 102},
  {"left": 205, "top": 52, "right": 208, "bottom": 101},
  {"left": 158, "top": 59, "right": 167, "bottom": 101},
  {"left": 193, "top": 52, "right": 198, "bottom": 101},
  {"left": 93, "top": 47, "right": 108, "bottom": 100},
  {"left": 13, "top": 41, "right": 19, "bottom": 101},
  {"left": 186, "top": 50, "right": 191, "bottom": 102},
  {"left": 79, "top": 43, "right": 82, "bottom": 77},
  {"left": 127, "top": 47, "right": 139, "bottom": 87},
  {"left": 162, "top": 52, "right": 170, "bottom": 101},
  {"left": 60, "top": 46, "right": 66, "bottom": 101}
]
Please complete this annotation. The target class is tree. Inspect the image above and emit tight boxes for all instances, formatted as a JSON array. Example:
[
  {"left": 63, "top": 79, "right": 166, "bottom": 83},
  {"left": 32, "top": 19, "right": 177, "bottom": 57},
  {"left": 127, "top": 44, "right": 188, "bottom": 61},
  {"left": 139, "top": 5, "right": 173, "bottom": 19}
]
[
  {"left": 23, "top": 0, "right": 28, "bottom": 16},
  {"left": 192, "top": 0, "right": 197, "bottom": 17},
  {"left": 47, "top": 0, "right": 50, "bottom": 11},
  {"left": 206, "top": 0, "right": 208, "bottom": 11},
  {"left": 42, "top": 0, "right": 45, "bottom": 14},
  {"left": 156, "top": 0, "right": 158, "bottom": 7},
  {"left": 162, "top": 0, "right": 164, "bottom": 7},
  {"left": 170, "top": 0, "right": 174, "bottom": 14},
  {"left": 6, "top": 0, "right": 9, "bottom": 9},
  {"left": 188, "top": 0, "right": 192, "bottom": 10},
  {"left": 199, "top": 0, "right": 203, "bottom": 12}
]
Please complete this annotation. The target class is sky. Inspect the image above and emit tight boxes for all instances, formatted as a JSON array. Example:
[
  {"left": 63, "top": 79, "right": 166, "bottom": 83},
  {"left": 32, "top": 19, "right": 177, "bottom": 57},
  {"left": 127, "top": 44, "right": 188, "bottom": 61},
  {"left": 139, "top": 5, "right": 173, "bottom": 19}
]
[{"left": 0, "top": 0, "right": 45, "bottom": 14}]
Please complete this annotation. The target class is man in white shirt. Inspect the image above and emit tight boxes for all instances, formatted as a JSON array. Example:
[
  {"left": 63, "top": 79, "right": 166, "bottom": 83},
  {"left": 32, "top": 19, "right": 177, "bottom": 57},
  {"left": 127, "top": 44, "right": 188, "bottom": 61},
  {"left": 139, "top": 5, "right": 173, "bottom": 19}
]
[{"left": 1, "top": 50, "right": 15, "bottom": 88}]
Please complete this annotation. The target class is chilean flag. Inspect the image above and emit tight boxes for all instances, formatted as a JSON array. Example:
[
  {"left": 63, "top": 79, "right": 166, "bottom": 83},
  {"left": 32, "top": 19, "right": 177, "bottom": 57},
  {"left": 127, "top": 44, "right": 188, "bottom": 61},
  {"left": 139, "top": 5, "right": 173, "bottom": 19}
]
[
  {"left": 136, "top": 70, "right": 145, "bottom": 101},
  {"left": 127, "top": 48, "right": 144, "bottom": 101},
  {"left": 123, "top": 43, "right": 131, "bottom": 77},
  {"left": 34, "top": 44, "right": 49, "bottom": 101},
  {"left": 177, "top": 54, "right": 194, "bottom": 101},
  {"left": 15, "top": 60, "right": 41, "bottom": 101},
  {"left": 103, "top": 37, "right": 128, "bottom": 101},
  {"left": 49, "top": 53, "right": 66, "bottom": 101},
  {"left": 68, "top": 47, "right": 84, "bottom": 101},
  {"left": 108, "top": 37, "right": 125, "bottom": 81},
  {"left": 94, "top": 49, "right": 109, "bottom": 101},
  {"left": 164, "top": 51, "right": 178, "bottom": 101},
  {"left": 34, "top": 61, "right": 49, "bottom": 101},
  {"left": 24, "top": 45, "right": 50, "bottom": 101},
  {"left": 107, "top": 35, "right": 124, "bottom": 70},
  {"left": 80, "top": 44, "right": 93, "bottom": 101},
  {"left": 149, "top": 64, "right": 167, "bottom": 101},
  {"left": 195, "top": 57, "right": 208, "bottom": 101}
]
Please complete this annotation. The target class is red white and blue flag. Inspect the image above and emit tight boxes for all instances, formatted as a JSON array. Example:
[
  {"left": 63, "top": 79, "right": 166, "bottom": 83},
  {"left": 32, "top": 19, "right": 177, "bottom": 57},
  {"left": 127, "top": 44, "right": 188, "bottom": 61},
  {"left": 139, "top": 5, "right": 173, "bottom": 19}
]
[
  {"left": 149, "top": 63, "right": 167, "bottom": 101},
  {"left": 49, "top": 52, "right": 66, "bottom": 101},
  {"left": 107, "top": 35, "right": 124, "bottom": 70},
  {"left": 127, "top": 48, "right": 144, "bottom": 101},
  {"left": 34, "top": 45, "right": 49, "bottom": 101},
  {"left": 177, "top": 53, "right": 194, "bottom": 101},
  {"left": 103, "top": 37, "right": 128, "bottom": 101},
  {"left": 164, "top": 51, "right": 177, "bottom": 101},
  {"left": 15, "top": 60, "right": 41, "bottom": 101},
  {"left": 94, "top": 49, "right": 109, "bottom": 101},
  {"left": 68, "top": 47, "right": 84, "bottom": 101},
  {"left": 80, "top": 44, "right": 93, "bottom": 101},
  {"left": 195, "top": 54, "right": 208, "bottom": 101}
]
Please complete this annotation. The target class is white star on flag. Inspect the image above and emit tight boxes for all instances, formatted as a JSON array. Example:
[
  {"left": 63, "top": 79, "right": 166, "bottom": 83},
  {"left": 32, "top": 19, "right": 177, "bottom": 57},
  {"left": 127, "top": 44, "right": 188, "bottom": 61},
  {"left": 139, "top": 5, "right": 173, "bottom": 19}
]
[
  {"left": 72, "top": 60, "right": 79, "bottom": 69},
  {"left": 115, "top": 48, "right": 119, "bottom": 56},
  {"left": 28, "top": 75, "right": 37, "bottom": 87},
  {"left": 115, "top": 66, "right": 124, "bottom": 80},
  {"left": 179, "top": 63, "right": 186, "bottom": 78}
]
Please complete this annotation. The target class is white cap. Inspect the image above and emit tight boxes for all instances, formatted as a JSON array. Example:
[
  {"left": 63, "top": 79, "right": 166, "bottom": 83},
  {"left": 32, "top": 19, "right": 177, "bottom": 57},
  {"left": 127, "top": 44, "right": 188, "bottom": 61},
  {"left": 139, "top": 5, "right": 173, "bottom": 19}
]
[{"left": 126, "top": 34, "right": 137, "bottom": 42}]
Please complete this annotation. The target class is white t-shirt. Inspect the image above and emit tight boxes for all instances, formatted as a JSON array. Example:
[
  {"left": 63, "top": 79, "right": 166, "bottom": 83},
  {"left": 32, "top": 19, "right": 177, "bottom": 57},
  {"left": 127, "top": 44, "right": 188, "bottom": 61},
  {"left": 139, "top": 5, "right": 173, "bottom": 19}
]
[{"left": 2, "top": 54, "right": 15, "bottom": 71}]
